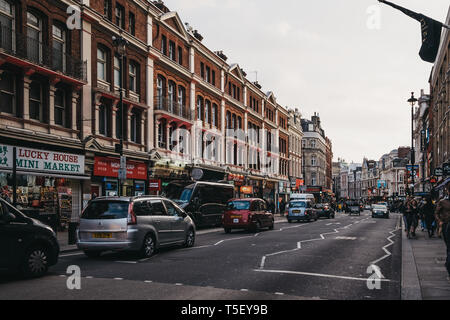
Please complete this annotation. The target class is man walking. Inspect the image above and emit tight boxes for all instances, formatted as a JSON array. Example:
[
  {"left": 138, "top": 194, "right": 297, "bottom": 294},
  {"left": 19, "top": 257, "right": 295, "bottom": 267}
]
[{"left": 435, "top": 182, "right": 450, "bottom": 279}]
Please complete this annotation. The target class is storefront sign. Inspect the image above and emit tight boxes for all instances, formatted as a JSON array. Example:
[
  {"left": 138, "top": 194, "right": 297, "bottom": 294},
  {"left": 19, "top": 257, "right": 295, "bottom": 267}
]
[
  {"left": 94, "top": 157, "right": 147, "bottom": 180},
  {"left": 435, "top": 168, "right": 443, "bottom": 177},
  {"left": 149, "top": 179, "right": 161, "bottom": 192},
  {"left": 240, "top": 186, "right": 253, "bottom": 194},
  {"left": 0, "top": 144, "right": 85, "bottom": 175}
]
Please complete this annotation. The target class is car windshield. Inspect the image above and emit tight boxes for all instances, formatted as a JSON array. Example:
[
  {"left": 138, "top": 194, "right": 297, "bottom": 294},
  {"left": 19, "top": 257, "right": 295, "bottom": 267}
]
[
  {"left": 373, "top": 205, "right": 386, "bottom": 210},
  {"left": 228, "top": 201, "right": 251, "bottom": 210},
  {"left": 82, "top": 201, "right": 129, "bottom": 220},
  {"left": 289, "top": 201, "right": 307, "bottom": 208},
  {"left": 177, "top": 185, "right": 195, "bottom": 203}
]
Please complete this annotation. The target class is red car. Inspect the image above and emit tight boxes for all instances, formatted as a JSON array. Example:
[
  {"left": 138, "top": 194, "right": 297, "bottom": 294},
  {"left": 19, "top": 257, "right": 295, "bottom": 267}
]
[{"left": 223, "top": 199, "right": 275, "bottom": 233}]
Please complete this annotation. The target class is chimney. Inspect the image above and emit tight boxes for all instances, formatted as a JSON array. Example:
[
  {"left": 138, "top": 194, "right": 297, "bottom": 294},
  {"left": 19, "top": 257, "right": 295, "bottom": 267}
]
[{"left": 153, "top": 0, "right": 170, "bottom": 13}]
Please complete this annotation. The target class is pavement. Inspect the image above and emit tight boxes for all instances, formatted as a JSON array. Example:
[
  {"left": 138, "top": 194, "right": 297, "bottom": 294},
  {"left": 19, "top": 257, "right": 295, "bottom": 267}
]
[{"left": 401, "top": 218, "right": 450, "bottom": 300}]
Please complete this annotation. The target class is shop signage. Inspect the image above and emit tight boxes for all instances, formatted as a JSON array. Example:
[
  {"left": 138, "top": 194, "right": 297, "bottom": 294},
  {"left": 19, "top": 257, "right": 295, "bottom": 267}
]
[
  {"left": 94, "top": 157, "right": 147, "bottom": 180},
  {"left": 240, "top": 186, "right": 253, "bottom": 194},
  {"left": 444, "top": 162, "right": 450, "bottom": 176},
  {"left": 435, "top": 168, "right": 443, "bottom": 177},
  {"left": 149, "top": 179, "right": 161, "bottom": 192},
  {"left": 0, "top": 144, "right": 85, "bottom": 175}
]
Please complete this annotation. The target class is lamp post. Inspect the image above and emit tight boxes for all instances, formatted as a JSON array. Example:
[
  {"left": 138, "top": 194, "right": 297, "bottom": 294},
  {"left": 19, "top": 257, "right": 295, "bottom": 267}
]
[
  {"left": 407, "top": 92, "right": 418, "bottom": 196},
  {"left": 113, "top": 36, "right": 127, "bottom": 196}
]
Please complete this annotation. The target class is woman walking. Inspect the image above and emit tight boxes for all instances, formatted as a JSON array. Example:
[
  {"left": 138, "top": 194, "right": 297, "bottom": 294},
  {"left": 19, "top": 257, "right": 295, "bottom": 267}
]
[{"left": 421, "top": 196, "right": 436, "bottom": 238}]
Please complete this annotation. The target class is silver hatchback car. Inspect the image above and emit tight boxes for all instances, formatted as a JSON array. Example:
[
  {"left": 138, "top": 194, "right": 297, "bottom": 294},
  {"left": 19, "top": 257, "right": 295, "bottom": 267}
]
[{"left": 77, "top": 196, "right": 196, "bottom": 258}]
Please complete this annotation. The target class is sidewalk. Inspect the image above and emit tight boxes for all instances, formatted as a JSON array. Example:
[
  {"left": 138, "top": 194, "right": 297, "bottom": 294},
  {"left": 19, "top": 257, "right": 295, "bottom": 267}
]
[
  {"left": 402, "top": 221, "right": 450, "bottom": 300},
  {"left": 58, "top": 215, "right": 289, "bottom": 253}
]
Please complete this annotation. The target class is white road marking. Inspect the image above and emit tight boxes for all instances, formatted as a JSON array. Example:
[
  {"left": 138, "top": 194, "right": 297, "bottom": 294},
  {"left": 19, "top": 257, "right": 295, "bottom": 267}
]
[
  {"left": 114, "top": 278, "right": 123, "bottom": 280},
  {"left": 275, "top": 292, "right": 285, "bottom": 295},
  {"left": 240, "top": 289, "right": 249, "bottom": 292},
  {"left": 60, "top": 252, "right": 84, "bottom": 258},
  {"left": 115, "top": 261, "right": 138, "bottom": 264},
  {"left": 85, "top": 276, "right": 94, "bottom": 279},
  {"left": 145, "top": 280, "right": 153, "bottom": 283},
  {"left": 175, "top": 283, "right": 183, "bottom": 286},
  {"left": 335, "top": 236, "right": 357, "bottom": 240},
  {"left": 370, "top": 219, "right": 401, "bottom": 265},
  {"left": 254, "top": 269, "right": 392, "bottom": 282}
]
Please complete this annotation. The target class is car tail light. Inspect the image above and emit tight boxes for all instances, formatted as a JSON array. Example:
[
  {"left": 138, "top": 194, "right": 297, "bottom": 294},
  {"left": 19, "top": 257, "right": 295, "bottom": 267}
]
[{"left": 128, "top": 203, "right": 137, "bottom": 225}]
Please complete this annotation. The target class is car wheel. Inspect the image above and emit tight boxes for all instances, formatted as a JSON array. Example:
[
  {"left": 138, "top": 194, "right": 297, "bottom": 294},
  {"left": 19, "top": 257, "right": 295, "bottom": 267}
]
[
  {"left": 84, "top": 250, "right": 102, "bottom": 258},
  {"left": 224, "top": 227, "right": 232, "bottom": 234},
  {"left": 253, "top": 220, "right": 261, "bottom": 233},
  {"left": 287, "top": 220, "right": 292, "bottom": 224},
  {"left": 269, "top": 220, "right": 275, "bottom": 230},
  {"left": 21, "top": 245, "right": 50, "bottom": 278},
  {"left": 140, "top": 234, "right": 156, "bottom": 258},
  {"left": 184, "top": 229, "right": 195, "bottom": 248}
]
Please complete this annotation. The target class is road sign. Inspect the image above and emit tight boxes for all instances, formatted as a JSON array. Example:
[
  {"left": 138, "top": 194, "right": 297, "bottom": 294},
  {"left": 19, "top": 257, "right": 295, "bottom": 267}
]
[{"left": 435, "top": 168, "right": 443, "bottom": 177}]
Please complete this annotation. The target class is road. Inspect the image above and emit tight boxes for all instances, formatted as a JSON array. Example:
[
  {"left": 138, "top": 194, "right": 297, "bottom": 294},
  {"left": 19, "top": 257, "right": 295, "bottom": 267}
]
[{"left": 0, "top": 211, "right": 402, "bottom": 300}]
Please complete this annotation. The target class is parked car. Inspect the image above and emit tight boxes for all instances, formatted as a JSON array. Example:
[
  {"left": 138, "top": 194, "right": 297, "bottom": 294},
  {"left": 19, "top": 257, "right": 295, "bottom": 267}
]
[
  {"left": 346, "top": 201, "right": 361, "bottom": 216},
  {"left": 372, "top": 204, "right": 390, "bottom": 219},
  {"left": 0, "top": 198, "right": 59, "bottom": 278},
  {"left": 173, "top": 182, "right": 235, "bottom": 228},
  {"left": 223, "top": 199, "right": 274, "bottom": 233},
  {"left": 286, "top": 200, "right": 318, "bottom": 223},
  {"left": 77, "top": 196, "right": 196, "bottom": 258},
  {"left": 315, "top": 203, "right": 335, "bottom": 219}
]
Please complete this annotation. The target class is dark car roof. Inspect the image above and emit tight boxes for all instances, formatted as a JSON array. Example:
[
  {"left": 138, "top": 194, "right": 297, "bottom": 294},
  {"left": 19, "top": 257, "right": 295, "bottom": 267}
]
[
  {"left": 229, "top": 198, "right": 264, "bottom": 202},
  {"left": 91, "top": 196, "right": 166, "bottom": 202}
]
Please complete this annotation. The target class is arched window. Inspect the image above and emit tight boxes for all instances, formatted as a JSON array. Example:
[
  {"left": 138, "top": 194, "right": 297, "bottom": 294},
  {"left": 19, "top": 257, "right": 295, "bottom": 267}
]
[
  {"left": 156, "top": 75, "right": 166, "bottom": 109},
  {"left": 168, "top": 81, "right": 175, "bottom": 113}
]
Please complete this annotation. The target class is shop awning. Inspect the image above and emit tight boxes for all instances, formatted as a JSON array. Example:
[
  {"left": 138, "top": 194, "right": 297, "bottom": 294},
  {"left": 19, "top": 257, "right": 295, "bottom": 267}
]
[{"left": 0, "top": 169, "right": 91, "bottom": 180}]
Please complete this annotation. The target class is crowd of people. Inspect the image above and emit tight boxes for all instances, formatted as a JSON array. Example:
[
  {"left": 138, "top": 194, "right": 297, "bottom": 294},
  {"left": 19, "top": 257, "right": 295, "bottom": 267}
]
[{"left": 398, "top": 182, "right": 450, "bottom": 280}]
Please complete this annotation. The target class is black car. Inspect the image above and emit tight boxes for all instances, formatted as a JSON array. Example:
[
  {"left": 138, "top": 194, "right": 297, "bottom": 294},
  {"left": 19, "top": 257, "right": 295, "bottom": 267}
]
[
  {"left": 315, "top": 203, "right": 335, "bottom": 219},
  {"left": 0, "top": 198, "right": 59, "bottom": 278},
  {"left": 345, "top": 201, "right": 361, "bottom": 216},
  {"left": 173, "top": 182, "right": 235, "bottom": 228}
]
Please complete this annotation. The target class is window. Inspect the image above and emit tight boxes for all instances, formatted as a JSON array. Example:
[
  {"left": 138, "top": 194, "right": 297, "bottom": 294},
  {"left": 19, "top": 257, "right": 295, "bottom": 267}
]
[
  {"left": 311, "top": 172, "right": 317, "bottom": 186},
  {"left": 130, "top": 109, "right": 140, "bottom": 143},
  {"left": 212, "top": 104, "right": 218, "bottom": 127},
  {"left": 29, "top": 81, "right": 43, "bottom": 122},
  {"left": 27, "top": 12, "right": 42, "bottom": 63},
  {"left": 149, "top": 200, "right": 167, "bottom": 216},
  {"left": 197, "top": 96, "right": 203, "bottom": 121},
  {"left": 178, "top": 86, "right": 185, "bottom": 117},
  {"left": 98, "top": 104, "right": 109, "bottom": 136},
  {"left": 163, "top": 200, "right": 181, "bottom": 216},
  {"left": 54, "top": 88, "right": 66, "bottom": 127},
  {"left": 97, "top": 47, "right": 107, "bottom": 81},
  {"left": 169, "top": 41, "right": 176, "bottom": 61},
  {"left": 128, "top": 12, "right": 135, "bottom": 35},
  {"left": 212, "top": 71, "right": 216, "bottom": 86},
  {"left": 310, "top": 139, "right": 316, "bottom": 148},
  {"left": 205, "top": 100, "right": 210, "bottom": 124},
  {"left": 178, "top": 46, "right": 183, "bottom": 65},
  {"left": 52, "top": 25, "right": 66, "bottom": 72},
  {"left": 200, "top": 62, "right": 205, "bottom": 79},
  {"left": 0, "top": 71, "right": 15, "bottom": 114},
  {"left": 158, "top": 118, "right": 167, "bottom": 149},
  {"left": 129, "top": 62, "right": 137, "bottom": 93},
  {"left": 0, "top": 0, "right": 14, "bottom": 51},
  {"left": 168, "top": 81, "right": 175, "bottom": 113},
  {"left": 311, "top": 155, "right": 317, "bottom": 166},
  {"left": 104, "top": 0, "right": 112, "bottom": 20},
  {"left": 114, "top": 55, "right": 122, "bottom": 88},
  {"left": 115, "top": 3, "right": 125, "bottom": 29},
  {"left": 161, "top": 35, "right": 167, "bottom": 55},
  {"left": 205, "top": 66, "right": 210, "bottom": 83},
  {"left": 156, "top": 75, "right": 165, "bottom": 108}
]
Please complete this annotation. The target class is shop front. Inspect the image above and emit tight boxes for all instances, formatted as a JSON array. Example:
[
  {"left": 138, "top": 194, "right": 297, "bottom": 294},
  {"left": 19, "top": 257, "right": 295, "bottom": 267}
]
[
  {"left": 92, "top": 156, "right": 148, "bottom": 197},
  {"left": 0, "top": 144, "right": 88, "bottom": 233}
]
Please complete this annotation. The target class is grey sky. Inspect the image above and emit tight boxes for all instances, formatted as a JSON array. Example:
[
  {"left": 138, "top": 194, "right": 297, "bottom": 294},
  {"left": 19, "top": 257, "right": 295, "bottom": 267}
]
[{"left": 165, "top": 0, "right": 449, "bottom": 163}]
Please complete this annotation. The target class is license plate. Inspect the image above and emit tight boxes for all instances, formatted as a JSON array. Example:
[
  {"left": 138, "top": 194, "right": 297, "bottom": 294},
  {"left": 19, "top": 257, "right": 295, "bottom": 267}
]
[
  {"left": 92, "top": 233, "right": 112, "bottom": 239},
  {"left": 233, "top": 219, "right": 239, "bottom": 224},
  {"left": 293, "top": 210, "right": 300, "bottom": 214}
]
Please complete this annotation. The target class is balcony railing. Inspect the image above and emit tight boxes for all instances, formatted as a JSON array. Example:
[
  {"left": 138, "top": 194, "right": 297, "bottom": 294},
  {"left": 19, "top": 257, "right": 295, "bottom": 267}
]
[
  {"left": 154, "top": 97, "right": 192, "bottom": 121},
  {"left": 0, "top": 25, "right": 87, "bottom": 82}
]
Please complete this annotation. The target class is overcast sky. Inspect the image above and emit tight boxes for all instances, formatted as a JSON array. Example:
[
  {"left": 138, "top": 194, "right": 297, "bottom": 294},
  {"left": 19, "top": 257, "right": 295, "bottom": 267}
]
[{"left": 165, "top": 0, "right": 449, "bottom": 163}]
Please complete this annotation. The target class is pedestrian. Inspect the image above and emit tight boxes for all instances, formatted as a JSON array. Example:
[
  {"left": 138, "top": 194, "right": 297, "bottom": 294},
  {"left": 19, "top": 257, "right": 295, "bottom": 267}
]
[
  {"left": 404, "top": 196, "right": 419, "bottom": 238},
  {"left": 435, "top": 182, "right": 450, "bottom": 279},
  {"left": 421, "top": 196, "right": 436, "bottom": 238},
  {"left": 280, "top": 199, "right": 286, "bottom": 216}
]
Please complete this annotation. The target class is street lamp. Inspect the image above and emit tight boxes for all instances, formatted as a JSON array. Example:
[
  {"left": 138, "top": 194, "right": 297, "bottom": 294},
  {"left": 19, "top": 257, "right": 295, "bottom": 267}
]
[
  {"left": 407, "top": 92, "right": 418, "bottom": 196},
  {"left": 113, "top": 36, "right": 128, "bottom": 196}
]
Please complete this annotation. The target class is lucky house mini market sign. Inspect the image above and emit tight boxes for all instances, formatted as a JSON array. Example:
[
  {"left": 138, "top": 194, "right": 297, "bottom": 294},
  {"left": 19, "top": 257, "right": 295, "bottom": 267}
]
[{"left": 0, "top": 144, "right": 85, "bottom": 175}]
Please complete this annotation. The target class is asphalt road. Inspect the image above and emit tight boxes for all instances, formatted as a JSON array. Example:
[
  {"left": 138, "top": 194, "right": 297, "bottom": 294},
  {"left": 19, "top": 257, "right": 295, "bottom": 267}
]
[{"left": 0, "top": 211, "right": 402, "bottom": 300}]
